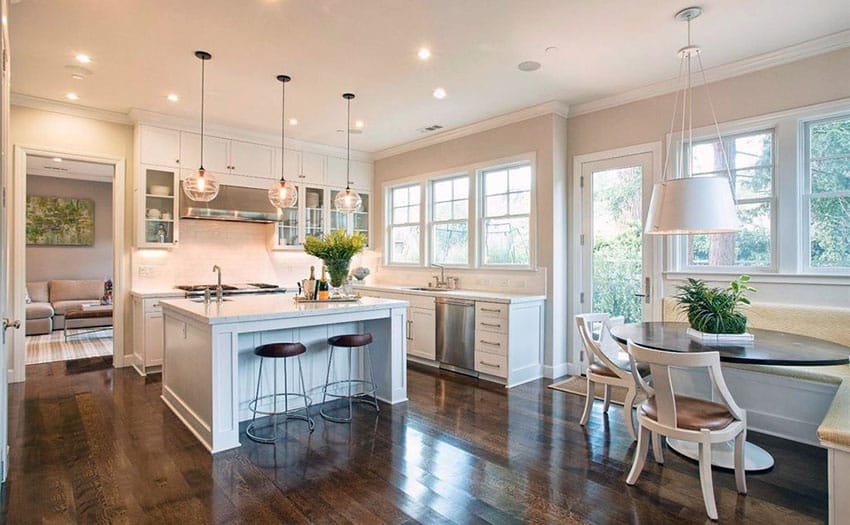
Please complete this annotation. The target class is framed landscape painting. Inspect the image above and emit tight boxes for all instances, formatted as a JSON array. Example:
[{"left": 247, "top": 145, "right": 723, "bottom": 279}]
[{"left": 26, "top": 196, "right": 95, "bottom": 246}]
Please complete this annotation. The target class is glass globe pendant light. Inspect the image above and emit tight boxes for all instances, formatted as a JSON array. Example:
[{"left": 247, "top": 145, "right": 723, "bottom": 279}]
[
  {"left": 268, "top": 74, "right": 298, "bottom": 208},
  {"left": 333, "top": 93, "right": 362, "bottom": 214},
  {"left": 182, "top": 50, "right": 220, "bottom": 202}
]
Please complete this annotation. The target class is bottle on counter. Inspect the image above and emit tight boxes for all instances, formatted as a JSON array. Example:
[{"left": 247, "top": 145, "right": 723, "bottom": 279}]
[
  {"left": 317, "top": 265, "right": 330, "bottom": 301},
  {"left": 303, "top": 266, "right": 317, "bottom": 300}
]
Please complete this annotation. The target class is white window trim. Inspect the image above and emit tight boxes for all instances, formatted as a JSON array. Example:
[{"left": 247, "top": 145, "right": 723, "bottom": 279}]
[
  {"left": 381, "top": 152, "right": 537, "bottom": 270},
  {"left": 385, "top": 182, "right": 424, "bottom": 266},
  {"left": 478, "top": 160, "right": 536, "bottom": 269},
  {"left": 666, "top": 97, "right": 850, "bottom": 277}
]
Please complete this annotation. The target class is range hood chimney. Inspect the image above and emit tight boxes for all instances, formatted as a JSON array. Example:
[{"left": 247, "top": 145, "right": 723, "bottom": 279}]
[{"left": 180, "top": 184, "right": 283, "bottom": 223}]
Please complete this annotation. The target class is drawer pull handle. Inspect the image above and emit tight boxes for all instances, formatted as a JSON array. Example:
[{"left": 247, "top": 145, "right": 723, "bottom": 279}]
[
  {"left": 406, "top": 319, "right": 412, "bottom": 340},
  {"left": 479, "top": 339, "right": 500, "bottom": 346},
  {"left": 481, "top": 322, "right": 501, "bottom": 328},
  {"left": 479, "top": 360, "right": 501, "bottom": 368},
  {"left": 152, "top": 303, "right": 160, "bottom": 308},
  {"left": 481, "top": 308, "right": 501, "bottom": 313}
]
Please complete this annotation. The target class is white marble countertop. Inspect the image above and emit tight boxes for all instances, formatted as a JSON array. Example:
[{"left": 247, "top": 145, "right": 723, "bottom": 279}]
[
  {"left": 354, "top": 283, "right": 546, "bottom": 304},
  {"left": 160, "top": 294, "right": 409, "bottom": 325}
]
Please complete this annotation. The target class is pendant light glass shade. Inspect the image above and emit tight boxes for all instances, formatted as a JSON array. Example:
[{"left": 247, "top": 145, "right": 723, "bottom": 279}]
[
  {"left": 334, "top": 93, "right": 362, "bottom": 214},
  {"left": 643, "top": 7, "right": 739, "bottom": 236},
  {"left": 268, "top": 74, "right": 298, "bottom": 209},
  {"left": 183, "top": 50, "right": 220, "bottom": 202}
]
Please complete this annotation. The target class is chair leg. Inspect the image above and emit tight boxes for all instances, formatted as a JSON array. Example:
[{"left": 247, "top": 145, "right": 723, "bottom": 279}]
[
  {"left": 652, "top": 431, "right": 664, "bottom": 464},
  {"left": 580, "top": 376, "right": 594, "bottom": 426},
  {"left": 602, "top": 384, "right": 612, "bottom": 413},
  {"left": 626, "top": 425, "right": 651, "bottom": 485},
  {"left": 699, "top": 436, "right": 719, "bottom": 521},
  {"left": 734, "top": 429, "right": 747, "bottom": 494},
  {"left": 623, "top": 386, "right": 637, "bottom": 441}
]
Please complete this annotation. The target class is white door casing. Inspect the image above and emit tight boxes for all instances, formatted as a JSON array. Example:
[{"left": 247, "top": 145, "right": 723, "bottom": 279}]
[{"left": 0, "top": 0, "right": 11, "bottom": 482}]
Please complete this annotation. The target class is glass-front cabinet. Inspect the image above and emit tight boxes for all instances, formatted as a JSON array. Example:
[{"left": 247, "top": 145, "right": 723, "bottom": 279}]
[
  {"left": 137, "top": 166, "right": 179, "bottom": 248},
  {"left": 274, "top": 186, "right": 370, "bottom": 249}
]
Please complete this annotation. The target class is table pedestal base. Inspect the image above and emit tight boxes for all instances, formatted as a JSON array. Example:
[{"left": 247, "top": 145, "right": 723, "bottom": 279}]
[{"left": 666, "top": 438, "right": 774, "bottom": 472}]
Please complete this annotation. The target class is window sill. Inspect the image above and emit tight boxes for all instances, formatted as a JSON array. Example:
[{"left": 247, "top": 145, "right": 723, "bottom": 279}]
[{"left": 664, "top": 271, "right": 850, "bottom": 286}]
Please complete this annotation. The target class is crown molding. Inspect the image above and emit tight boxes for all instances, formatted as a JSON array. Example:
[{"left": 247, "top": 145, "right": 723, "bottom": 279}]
[
  {"left": 11, "top": 93, "right": 133, "bottom": 125},
  {"left": 373, "top": 100, "right": 569, "bottom": 160},
  {"left": 569, "top": 29, "right": 850, "bottom": 118}
]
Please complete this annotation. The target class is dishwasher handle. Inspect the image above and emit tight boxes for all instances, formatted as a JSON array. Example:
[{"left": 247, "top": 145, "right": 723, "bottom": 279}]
[{"left": 435, "top": 297, "right": 475, "bottom": 307}]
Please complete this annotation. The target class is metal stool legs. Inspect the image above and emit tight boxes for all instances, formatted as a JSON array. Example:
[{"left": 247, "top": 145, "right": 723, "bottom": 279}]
[
  {"left": 320, "top": 343, "right": 380, "bottom": 423},
  {"left": 246, "top": 354, "right": 315, "bottom": 443}
]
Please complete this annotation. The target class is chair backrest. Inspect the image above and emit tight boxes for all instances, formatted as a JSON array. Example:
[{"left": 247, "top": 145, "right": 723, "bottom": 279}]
[
  {"left": 575, "top": 313, "right": 627, "bottom": 376},
  {"left": 625, "top": 339, "right": 745, "bottom": 429}
]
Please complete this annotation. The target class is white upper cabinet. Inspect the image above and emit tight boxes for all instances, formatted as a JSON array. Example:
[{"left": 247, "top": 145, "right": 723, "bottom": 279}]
[
  {"left": 179, "top": 132, "right": 230, "bottom": 174},
  {"left": 230, "top": 140, "right": 275, "bottom": 179},
  {"left": 299, "top": 151, "right": 325, "bottom": 184},
  {"left": 326, "top": 155, "right": 372, "bottom": 191},
  {"left": 139, "top": 126, "right": 180, "bottom": 168},
  {"left": 274, "top": 148, "right": 303, "bottom": 183}
]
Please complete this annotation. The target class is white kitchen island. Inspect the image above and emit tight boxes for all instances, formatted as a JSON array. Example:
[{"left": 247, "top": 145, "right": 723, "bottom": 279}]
[{"left": 159, "top": 295, "right": 409, "bottom": 453}]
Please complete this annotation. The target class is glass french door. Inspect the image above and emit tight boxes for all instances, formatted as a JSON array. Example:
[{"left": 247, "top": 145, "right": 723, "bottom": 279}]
[{"left": 579, "top": 152, "right": 657, "bottom": 326}]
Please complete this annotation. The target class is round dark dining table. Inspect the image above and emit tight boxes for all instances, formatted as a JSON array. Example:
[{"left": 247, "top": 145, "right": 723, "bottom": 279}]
[{"left": 608, "top": 322, "right": 850, "bottom": 471}]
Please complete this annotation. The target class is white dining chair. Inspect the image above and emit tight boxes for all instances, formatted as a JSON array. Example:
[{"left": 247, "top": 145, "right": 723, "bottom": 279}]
[
  {"left": 624, "top": 339, "right": 747, "bottom": 521},
  {"left": 576, "top": 313, "right": 647, "bottom": 441}
]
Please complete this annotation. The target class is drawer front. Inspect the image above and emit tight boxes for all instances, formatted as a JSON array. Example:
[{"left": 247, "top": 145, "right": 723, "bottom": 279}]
[
  {"left": 474, "top": 350, "right": 507, "bottom": 378},
  {"left": 144, "top": 298, "right": 163, "bottom": 313},
  {"left": 476, "top": 316, "right": 507, "bottom": 334},
  {"left": 476, "top": 302, "right": 508, "bottom": 320},
  {"left": 474, "top": 331, "right": 508, "bottom": 356}
]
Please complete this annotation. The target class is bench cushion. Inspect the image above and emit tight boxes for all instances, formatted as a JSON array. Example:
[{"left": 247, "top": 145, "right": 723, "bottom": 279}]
[{"left": 52, "top": 299, "right": 101, "bottom": 316}]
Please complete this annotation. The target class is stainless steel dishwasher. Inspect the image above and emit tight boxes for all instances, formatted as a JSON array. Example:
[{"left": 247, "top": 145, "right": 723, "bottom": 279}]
[{"left": 435, "top": 297, "right": 477, "bottom": 377}]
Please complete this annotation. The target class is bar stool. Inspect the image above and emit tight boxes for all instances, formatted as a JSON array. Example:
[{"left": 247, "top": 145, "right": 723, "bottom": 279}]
[
  {"left": 320, "top": 333, "right": 380, "bottom": 423},
  {"left": 246, "top": 342, "right": 315, "bottom": 443}
]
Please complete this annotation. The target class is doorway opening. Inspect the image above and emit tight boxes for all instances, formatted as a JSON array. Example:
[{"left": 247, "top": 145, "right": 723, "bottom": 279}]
[{"left": 24, "top": 155, "right": 115, "bottom": 365}]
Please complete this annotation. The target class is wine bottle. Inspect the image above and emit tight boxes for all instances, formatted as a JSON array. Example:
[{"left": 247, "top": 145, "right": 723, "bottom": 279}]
[
  {"left": 303, "top": 266, "right": 316, "bottom": 300},
  {"left": 318, "top": 265, "right": 330, "bottom": 301}
]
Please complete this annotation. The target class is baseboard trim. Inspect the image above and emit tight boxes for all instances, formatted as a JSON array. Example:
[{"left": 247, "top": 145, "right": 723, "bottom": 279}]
[{"left": 543, "top": 362, "right": 569, "bottom": 379}]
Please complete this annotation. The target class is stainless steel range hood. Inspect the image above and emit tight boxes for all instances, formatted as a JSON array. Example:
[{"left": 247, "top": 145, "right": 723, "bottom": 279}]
[{"left": 180, "top": 184, "right": 283, "bottom": 223}]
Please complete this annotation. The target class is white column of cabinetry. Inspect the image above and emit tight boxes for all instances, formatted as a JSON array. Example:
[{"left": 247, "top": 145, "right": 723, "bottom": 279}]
[
  {"left": 131, "top": 295, "right": 167, "bottom": 376},
  {"left": 474, "top": 300, "right": 544, "bottom": 387}
]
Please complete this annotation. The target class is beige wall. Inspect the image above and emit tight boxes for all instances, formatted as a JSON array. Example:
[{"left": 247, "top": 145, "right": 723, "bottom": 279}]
[
  {"left": 9, "top": 106, "right": 134, "bottom": 370},
  {"left": 26, "top": 175, "right": 113, "bottom": 281},
  {"left": 374, "top": 113, "right": 570, "bottom": 376}
]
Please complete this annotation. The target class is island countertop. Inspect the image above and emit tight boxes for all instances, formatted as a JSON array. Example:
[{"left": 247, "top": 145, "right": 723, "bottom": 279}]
[{"left": 159, "top": 294, "right": 410, "bottom": 325}]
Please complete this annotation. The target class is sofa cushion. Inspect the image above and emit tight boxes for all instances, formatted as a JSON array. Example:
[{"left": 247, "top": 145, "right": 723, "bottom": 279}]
[
  {"left": 49, "top": 280, "right": 103, "bottom": 303},
  {"left": 52, "top": 299, "right": 101, "bottom": 316},
  {"left": 25, "top": 302, "right": 54, "bottom": 320},
  {"left": 26, "top": 281, "right": 49, "bottom": 304}
]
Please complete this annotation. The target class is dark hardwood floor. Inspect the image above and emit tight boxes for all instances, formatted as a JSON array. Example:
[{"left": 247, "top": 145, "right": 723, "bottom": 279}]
[{"left": 1, "top": 358, "right": 827, "bottom": 524}]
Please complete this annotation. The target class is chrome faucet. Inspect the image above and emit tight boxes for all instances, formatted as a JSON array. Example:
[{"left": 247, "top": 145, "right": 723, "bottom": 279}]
[
  {"left": 430, "top": 263, "right": 448, "bottom": 289},
  {"left": 213, "top": 265, "right": 223, "bottom": 303}
]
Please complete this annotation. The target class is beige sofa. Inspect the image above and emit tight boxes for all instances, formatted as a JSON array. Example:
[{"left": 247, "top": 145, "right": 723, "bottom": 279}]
[{"left": 25, "top": 280, "right": 111, "bottom": 335}]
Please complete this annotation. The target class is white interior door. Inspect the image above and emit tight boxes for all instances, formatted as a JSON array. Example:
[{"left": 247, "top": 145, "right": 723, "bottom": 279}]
[{"left": 578, "top": 151, "right": 659, "bottom": 330}]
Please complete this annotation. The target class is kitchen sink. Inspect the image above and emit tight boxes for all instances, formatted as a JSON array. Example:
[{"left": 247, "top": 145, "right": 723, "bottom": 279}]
[
  {"left": 405, "top": 287, "right": 452, "bottom": 292},
  {"left": 188, "top": 298, "right": 233, "bottom": 303}
]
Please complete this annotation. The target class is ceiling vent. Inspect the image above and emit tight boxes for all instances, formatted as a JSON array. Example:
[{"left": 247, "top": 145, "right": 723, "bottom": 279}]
[{"left": 418, "top": 124, "right": 444, "bottom": 133}]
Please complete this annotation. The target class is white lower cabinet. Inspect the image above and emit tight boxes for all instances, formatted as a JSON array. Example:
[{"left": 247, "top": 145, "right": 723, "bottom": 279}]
[
  {"left": 474, "top": 300, "right": 544, "bottom": 386},
  {"left": 132, "top": 296, "right": 167, "bottom": 375},
  {"left": 408, "top": 306, "right": 436, "bottom": 360}
]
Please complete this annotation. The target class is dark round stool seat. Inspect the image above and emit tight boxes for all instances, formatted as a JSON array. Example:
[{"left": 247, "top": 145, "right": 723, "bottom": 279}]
[
  {"left": 255, "top": 342, "right": 306, "bottom": 359},
  {"left": 327, "top": 333, "right": 373, "bottom": 348}
]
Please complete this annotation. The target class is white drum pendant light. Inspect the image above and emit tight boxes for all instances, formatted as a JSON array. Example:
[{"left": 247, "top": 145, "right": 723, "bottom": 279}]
[
  {"left": 268, "top": 74, "right": 298, "bottom": 209},
  {"left": 333, "top": 93, "right": 362, "bottom": 214},
  {"left": 182, "top": 51, "right": 220, "bottom": 202},
  {"left": 644, "top": 6, "right": 739, "bottom": 235}
]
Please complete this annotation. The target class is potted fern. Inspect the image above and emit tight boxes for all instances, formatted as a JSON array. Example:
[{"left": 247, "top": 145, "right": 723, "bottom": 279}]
[
  {"left": 675, "top": 275, "right": 756, "bottom": 341},
  {"left": 303, "top": 229, "right": 367, "bottom": 291}
]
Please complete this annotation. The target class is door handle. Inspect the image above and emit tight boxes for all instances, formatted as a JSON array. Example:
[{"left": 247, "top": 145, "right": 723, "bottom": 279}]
[
  {"left": 635, "top": 277, "right": 651, "bottom": 304},
  {"left": 3, "top": 318, "right": 21, "bottom": 330}
]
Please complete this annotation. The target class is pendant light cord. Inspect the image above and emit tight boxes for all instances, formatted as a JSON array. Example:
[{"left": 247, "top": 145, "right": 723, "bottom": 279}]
[
  {"left": 346, "top": 96, "right": 351, "bottom": 191},
  {"left": 281, "top": 79, "right": 286, "bottom": 182},
  {"left": 200, "top": 56, "right": 205, "bottom": 170}
]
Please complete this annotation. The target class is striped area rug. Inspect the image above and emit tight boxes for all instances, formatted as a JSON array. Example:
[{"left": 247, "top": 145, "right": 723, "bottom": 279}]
[{"left": 26, "top": 329, "right": 113, "bottom": 365}]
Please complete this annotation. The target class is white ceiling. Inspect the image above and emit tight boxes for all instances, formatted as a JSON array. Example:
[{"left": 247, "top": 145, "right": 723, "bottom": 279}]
[{"left": 9, "top": 0, "right": 850, "bottom": 153}]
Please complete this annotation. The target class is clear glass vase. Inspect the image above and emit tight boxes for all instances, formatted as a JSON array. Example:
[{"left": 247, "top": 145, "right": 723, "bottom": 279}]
[{"left": 325, "top": 258, "right": 351, "bottom": 295}]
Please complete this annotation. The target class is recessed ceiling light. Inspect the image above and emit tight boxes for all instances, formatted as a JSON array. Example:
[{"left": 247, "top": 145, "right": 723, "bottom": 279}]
[
  {"left": 518, "top": 60, "right": 542, "bottom": 72},
  {"left": 167, "top": 93, "right": 179, "bottom": 102},
  {"left": 52, "top": 157, "right": 63, "bottom": 163},
  {"left": 354, "top": 119, "right": 365, "bottom": 129},
  {"left": 75, "top": 54, "right": 91, "bottom": 64},
  {"left": 288, "top": 117, "right": 298, "bottom": 126},
  {"left": 71, "top": 74, "right": 85, "bottom": 80},
  {"left": 65, "top": 92, "right": 79, "bottom": 101},
  {"left": 417, "top": 47, "right": 431, "bottom": 60},
  {"left": 432, "top": 87, "right": 447, "bottom": 100}
]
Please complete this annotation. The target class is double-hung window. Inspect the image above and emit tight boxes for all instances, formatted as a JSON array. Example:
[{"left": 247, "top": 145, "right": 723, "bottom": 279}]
[
  {"left": 480, "top": 162, "right": 532, "bottom": 266},
  {"left": 388, "top": 184, "right": 421, "bottom": 264},
  {"left": 804, "top": 115, "right": 850, "bottom": 270},
  {"left": 430, "top": 175, "right": 469, "bottom": 265},
  {"left": 684, "top": 130, "right": 774, "bottom": 269}
]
